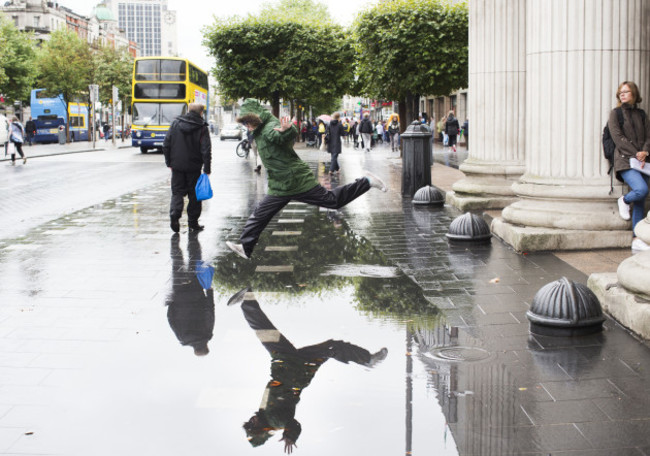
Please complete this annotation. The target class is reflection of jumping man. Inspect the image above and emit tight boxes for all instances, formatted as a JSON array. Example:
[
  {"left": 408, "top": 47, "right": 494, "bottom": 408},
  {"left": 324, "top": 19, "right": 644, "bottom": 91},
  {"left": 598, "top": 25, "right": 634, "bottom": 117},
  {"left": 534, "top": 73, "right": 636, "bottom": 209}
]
[
  {"left": 165, "top": 233, "right": 215, "bottom": 356},
  {"left": 227, "top": 288, "right": 387, "bottom": 454}
]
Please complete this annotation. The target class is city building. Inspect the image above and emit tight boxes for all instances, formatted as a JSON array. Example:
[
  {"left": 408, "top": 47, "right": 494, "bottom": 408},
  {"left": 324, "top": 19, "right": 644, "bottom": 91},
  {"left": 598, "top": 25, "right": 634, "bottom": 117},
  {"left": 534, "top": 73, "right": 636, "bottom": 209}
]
[
  {"left": 104, "top": 0, "right": 177, "bottom": 56},
  {"left": 0, "top": 0, "right": 136, "bottom": 55}
]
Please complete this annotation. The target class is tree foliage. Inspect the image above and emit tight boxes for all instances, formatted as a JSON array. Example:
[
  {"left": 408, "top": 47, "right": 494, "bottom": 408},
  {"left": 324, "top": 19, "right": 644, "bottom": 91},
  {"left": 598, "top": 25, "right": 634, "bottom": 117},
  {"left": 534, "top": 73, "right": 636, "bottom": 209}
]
[
  {"left": 353, "top": 0, "right": 468, "bottom": 124},
  {"left": 203, "top": 3, "right": 354, "bottom": 117},
  {"left": 0, "top": 13, "right": 37, "bottom": 103},
  {"left": 259, "top": 0, "right": 332, "bottom": 25},
  {"left": 36, "top": 29, "right": 92, "bottom": 141},
  {"left": 93, "top": 45, "right": 134, "bottom": 107}
]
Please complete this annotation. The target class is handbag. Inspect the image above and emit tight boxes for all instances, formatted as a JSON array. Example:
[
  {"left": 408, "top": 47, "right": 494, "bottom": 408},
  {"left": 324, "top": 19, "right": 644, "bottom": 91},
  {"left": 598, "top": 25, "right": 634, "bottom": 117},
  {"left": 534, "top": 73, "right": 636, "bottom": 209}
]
[{"left": 195, "top": 173, "right": 213, "bottom": 201}]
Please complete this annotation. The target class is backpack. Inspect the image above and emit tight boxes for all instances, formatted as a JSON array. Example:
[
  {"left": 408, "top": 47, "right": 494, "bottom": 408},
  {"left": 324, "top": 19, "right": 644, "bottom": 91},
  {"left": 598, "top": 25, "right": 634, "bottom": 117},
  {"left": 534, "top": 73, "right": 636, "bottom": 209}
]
[{"left": 602, "top": 108, "right": 646, "bottom": 194}]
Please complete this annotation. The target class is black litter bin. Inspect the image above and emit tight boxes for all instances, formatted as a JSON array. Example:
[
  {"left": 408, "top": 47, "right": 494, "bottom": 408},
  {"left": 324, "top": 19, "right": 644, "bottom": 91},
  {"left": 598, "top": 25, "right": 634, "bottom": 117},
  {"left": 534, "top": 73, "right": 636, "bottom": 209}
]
[{"left": 401, "top": 121, "right": 432, "bottom": 198}]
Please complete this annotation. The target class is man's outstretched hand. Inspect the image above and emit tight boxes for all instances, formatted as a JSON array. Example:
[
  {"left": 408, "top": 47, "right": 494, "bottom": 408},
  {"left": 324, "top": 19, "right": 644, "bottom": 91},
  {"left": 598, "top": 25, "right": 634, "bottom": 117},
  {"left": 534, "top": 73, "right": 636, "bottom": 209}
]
[
  {"left": 274, "top": 116, "right": 296, "bottom": 133},
  {"left": 280, "top": 437, "right": 296, "bottom": 454}
]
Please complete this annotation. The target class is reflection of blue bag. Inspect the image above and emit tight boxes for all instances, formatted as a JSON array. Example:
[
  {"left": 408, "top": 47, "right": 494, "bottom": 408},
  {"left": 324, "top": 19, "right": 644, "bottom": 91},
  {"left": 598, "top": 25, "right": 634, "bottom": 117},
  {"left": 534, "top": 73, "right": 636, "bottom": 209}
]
[
  {"left": 195, "top": 260, "right": 214, "bottom": 291},
  {"left": 195, "top": 174, "right": 213, "bottom": 201}
]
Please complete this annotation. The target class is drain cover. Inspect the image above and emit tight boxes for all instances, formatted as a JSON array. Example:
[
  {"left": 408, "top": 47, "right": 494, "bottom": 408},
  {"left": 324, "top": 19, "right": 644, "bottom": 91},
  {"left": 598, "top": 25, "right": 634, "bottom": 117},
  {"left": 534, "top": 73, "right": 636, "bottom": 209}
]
[{"left": 429, "top": 347, "right": 491, "bottom": 362}]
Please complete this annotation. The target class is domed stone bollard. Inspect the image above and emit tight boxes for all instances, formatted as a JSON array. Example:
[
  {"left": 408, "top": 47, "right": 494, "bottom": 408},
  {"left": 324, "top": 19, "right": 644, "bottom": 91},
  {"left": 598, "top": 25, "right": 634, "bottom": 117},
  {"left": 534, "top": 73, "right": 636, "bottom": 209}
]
[
  {"left": 446, "top": 212, "right": 491, "bottom": 242},
  {"left": 412, "top": 185, "right": 444, "bottom": 206},
  {"left": 527, "top": 277, "right": 605, "bottom": 336}
]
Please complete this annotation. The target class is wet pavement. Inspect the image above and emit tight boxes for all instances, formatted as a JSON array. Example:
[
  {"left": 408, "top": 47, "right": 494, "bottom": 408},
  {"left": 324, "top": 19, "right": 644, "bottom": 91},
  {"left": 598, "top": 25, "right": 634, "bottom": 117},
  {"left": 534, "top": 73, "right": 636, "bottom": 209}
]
[{"left": 0, "top": 138, "right": 649, "bottom": 455}]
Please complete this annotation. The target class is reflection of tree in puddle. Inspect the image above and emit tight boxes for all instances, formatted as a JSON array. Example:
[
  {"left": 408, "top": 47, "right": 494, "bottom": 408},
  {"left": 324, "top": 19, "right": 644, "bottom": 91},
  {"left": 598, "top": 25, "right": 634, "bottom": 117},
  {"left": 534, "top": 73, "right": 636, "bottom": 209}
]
[
  {"left": 214, "top": 212, "right": 441, "bottom": 319},
  {"left": 228, "top": 288, "right": 387, "bottom": 454}
]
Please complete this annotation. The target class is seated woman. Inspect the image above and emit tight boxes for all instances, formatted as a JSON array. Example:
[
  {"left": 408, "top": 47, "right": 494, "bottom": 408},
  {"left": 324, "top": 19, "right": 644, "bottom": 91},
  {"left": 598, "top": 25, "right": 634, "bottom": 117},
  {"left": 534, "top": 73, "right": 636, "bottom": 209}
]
[{"left": 610, "top": 81, "right": 650, "bottom": 251}]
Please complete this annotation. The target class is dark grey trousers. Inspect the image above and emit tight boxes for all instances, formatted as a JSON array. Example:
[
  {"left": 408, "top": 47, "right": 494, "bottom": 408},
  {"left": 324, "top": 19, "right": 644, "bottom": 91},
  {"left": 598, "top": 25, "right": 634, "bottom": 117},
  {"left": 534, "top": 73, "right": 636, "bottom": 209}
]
[
  {"left": 239, "top": 178, "right": 370, "bottom": 257},
  {"left": 170, "top": 170, "right": 201, "bottom": 224}
]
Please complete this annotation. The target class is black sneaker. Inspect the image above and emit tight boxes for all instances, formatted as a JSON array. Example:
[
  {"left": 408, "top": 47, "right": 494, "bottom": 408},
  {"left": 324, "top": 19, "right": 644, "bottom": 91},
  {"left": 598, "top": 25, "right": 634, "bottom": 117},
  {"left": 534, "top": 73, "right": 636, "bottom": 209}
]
[
  {"left": 227, "top": 287, "right": 251, "bottom": 306},
  {"left": 170, "top": 218, "right": 180, "bottom": 233},
  {"left": 366, "top": 348, "right": 388, "bottom": 368},
  {"left": 189, "top": 224, "right": 204, "bottom": 232}
]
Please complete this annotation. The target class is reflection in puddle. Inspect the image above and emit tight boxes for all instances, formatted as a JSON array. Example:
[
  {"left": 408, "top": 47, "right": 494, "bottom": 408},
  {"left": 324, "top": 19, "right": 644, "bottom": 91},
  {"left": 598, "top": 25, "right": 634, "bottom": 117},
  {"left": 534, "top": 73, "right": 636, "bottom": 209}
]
[
  {"left": 227, "top": 287, "right": 387, "bottom": 453},
  {"left": 166, "top": 232, "right": 215, "bottom": 356},
  {"left": 320, "top": 264, "right": 400, "bottom": 278}
]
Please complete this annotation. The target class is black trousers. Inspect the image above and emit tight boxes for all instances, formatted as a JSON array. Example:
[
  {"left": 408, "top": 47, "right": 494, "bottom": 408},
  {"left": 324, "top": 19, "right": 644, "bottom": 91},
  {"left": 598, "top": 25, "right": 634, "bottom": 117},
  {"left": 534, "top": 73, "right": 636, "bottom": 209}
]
[
  {"left": 241, "top": 297, "right": 372, "bottom": 365},
  {"left": 10, "top": 140, "right": 24, "bottom": 161},
  {"left": 170, "top": 170, "right": 201, "bottom": 224},
  {"left": 239, "top": 178, "right": 370, "bottom": 257}
]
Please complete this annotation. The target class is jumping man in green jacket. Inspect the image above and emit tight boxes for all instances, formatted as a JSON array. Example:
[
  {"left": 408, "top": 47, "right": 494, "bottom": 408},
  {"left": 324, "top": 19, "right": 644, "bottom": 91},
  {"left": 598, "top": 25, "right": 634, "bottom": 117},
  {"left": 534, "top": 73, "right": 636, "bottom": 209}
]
[{"left": 226, "top": 99, "right": 387, "bottom": 260}]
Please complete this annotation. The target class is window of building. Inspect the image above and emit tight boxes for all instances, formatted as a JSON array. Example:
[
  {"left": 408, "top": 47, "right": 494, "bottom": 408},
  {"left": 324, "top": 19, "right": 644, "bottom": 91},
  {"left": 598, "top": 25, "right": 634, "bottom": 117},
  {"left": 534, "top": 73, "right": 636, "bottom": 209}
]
[{"left": 33, "top": 16, "right": 40, "bottom": 27}]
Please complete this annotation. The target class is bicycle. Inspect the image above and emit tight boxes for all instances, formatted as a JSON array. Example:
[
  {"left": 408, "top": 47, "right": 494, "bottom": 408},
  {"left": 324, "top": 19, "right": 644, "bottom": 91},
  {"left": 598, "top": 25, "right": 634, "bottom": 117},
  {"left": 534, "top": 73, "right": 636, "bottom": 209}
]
[{"left": 236, "top": 137, "right": 251, "bottom": 158}]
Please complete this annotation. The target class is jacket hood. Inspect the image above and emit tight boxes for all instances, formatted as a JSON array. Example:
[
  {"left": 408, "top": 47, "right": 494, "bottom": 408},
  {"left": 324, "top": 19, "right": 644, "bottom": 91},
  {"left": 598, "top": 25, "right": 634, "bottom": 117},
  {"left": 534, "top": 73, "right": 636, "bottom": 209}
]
[
  {"left": 240, "top": 98, "right": 273, "bottom": 124},
  {"left": 177, "top": 111, "right": 207, "bottom": 133}
]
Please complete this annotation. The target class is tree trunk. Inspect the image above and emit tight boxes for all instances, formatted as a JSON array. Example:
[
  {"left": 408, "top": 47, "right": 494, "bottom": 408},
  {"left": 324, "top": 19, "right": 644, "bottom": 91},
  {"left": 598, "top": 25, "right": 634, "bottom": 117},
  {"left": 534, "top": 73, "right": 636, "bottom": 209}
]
[
  {"left": 64, "top": 98, "right": 70, "bottom": 143},
  {"left": 398, "top": 97, "right": 407, "bottom": 133},
  {"left": 272, "top": 91, "right": 280, "bottom": 119}
]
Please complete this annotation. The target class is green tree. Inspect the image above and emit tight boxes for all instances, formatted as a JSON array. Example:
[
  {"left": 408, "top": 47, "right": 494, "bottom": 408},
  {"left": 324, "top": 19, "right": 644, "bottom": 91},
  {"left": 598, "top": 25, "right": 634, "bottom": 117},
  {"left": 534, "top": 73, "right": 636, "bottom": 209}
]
[
  {"left": 260, "top": 0, "right": 331, "bottom": 24},
  {"left": 0, "top": 13, "right": 37, "bottom": 104},
  {"left": 93, "top": 46, "right": 134, "bottom": 139},
  {"left": 36, "top": 29, "right": 92, "bottom": 142},
  {"left": 353, "top": 0, "right": 468, "bottom": 128},
  {"left": 93, "top": 46, "right": 133, "bottom": 107},
  {"left": 203, "top": 6, "right": 354, "bottom": 117}
]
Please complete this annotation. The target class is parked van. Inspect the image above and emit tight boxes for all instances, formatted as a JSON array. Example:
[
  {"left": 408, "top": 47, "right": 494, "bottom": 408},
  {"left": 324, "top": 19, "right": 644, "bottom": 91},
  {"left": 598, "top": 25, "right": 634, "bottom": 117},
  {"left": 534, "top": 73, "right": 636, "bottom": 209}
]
[{"left": 0, "top": 115, "right": 9, "bottom": 155}]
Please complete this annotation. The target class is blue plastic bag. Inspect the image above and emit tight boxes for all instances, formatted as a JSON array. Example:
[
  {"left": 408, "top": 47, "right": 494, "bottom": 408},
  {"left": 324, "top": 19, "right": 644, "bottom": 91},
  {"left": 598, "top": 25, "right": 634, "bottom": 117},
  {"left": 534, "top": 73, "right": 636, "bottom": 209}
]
[{"left": 195, "top": 173, "right": 213, "bottom": 201}]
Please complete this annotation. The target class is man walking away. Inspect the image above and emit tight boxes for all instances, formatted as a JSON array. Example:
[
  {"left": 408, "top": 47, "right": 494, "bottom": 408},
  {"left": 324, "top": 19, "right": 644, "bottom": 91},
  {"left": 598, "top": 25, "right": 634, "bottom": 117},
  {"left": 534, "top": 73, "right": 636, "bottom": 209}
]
[
  {"left": 25, "top": 117, "right": 36, "bottom": 146},
  {"left": 359, "top": 113, "right": 373, "bottom": 152},
  {"left": 445, "top": 110, "right": 460, "bottom": 152},
  {"left": 163, "top": 103, "right": 212, "bottom": 233},
  {"left": 225, "top": 99, "right": 387, "bottom": 260}
]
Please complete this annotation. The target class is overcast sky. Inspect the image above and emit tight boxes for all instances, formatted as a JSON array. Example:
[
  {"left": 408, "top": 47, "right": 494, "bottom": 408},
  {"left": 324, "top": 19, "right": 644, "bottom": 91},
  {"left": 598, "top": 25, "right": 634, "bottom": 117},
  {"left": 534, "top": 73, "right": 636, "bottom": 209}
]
[{"left": 58, "top": 0, "right": 373, "bottom": 73}]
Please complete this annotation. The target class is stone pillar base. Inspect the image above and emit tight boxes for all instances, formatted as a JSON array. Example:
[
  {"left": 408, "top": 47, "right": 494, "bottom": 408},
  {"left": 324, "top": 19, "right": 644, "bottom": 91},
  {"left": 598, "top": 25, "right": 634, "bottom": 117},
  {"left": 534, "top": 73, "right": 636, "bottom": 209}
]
[
  {"left": 446, "top": 191, "right": 518, "bottom": 212},
  {"left": 491, "top": 218, "right": 631, "bottom": 252},
  {"left": 588, "top": 273, "right": 650, "bottom": 341}
]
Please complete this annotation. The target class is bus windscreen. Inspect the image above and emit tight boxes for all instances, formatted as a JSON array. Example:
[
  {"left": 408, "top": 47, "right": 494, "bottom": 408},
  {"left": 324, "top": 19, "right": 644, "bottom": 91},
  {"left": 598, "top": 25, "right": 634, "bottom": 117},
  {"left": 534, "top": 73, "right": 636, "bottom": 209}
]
[
  {"left": 132, "top": 102, "right": 187, "bottom": 126},
  {"left": 135, "top": 59, "right": 186, "bottom": 81}
]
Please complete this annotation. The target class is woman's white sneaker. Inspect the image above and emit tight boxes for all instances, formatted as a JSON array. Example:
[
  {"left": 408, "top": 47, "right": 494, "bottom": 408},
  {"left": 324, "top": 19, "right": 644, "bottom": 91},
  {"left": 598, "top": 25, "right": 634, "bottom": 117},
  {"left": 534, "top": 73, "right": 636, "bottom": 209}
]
[
  {"left": 618, "top": 196, "right": 631, "bottom": 221},
  {"left": 631, "top": 238, "right": 650, "bottom": 251}
]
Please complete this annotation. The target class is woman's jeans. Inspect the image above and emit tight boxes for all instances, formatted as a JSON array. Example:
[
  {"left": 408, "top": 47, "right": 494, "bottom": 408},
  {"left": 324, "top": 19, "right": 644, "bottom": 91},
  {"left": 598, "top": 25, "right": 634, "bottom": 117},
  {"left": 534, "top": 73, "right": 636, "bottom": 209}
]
[{"left": 620, "top": 168, "right": 650, "bottom": 231}]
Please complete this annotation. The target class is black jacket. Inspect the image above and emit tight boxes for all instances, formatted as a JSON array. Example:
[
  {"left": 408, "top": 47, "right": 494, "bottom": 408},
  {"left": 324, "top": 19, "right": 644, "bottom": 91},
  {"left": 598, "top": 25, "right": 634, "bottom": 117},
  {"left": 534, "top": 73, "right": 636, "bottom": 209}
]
[
  {"left": 163, "top": 111, "right": 212, "bottom": 174},
  {"left": 327, "top": 119, "right": 343, "bottom": 154},
  {"left": 359, "top": 117, "right": 374, "bottom": 134},
  {"left": 445, "top": 116, "right": 460, "bottom": 136},
  {"left": 25, "top": 120, "right": 36, "bottom": 133}
]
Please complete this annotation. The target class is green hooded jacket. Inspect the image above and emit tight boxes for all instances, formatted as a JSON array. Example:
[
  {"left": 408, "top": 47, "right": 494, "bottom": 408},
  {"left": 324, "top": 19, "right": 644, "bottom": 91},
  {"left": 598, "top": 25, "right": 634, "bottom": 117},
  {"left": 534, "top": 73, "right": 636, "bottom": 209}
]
[{"left": 240, "top": 99, "right": 318, "bottom": 196}]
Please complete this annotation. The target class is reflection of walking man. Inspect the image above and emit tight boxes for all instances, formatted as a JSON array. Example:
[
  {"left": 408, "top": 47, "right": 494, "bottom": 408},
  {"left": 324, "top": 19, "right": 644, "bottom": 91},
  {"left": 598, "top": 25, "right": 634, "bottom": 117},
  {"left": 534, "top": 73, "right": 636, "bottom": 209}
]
[
  {"left": 227, "top": 288, "right": 387, "bottom": 454},
  {"left": 226, "top": 99, "right": 387, "bottom": 260},
  {"left": 163, "top": 103, "right": 212, "bottom": 233},
  {"left": 165, "top": 232, "right": 215, "bottom": 356}
]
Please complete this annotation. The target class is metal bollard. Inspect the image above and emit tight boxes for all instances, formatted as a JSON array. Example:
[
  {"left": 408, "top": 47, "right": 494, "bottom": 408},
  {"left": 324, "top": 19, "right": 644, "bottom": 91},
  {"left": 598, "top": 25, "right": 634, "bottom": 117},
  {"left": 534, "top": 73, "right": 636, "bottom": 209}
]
[{"left": 401, "top": 121, "right": 432, "bottom": 198}]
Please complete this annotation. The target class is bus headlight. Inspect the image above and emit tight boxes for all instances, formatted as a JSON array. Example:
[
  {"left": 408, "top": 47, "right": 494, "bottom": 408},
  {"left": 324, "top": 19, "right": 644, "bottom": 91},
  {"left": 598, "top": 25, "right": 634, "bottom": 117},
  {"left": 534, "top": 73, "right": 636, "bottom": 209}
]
[{"left": 136, "top": 131, "right": 142, "bottom": 138}]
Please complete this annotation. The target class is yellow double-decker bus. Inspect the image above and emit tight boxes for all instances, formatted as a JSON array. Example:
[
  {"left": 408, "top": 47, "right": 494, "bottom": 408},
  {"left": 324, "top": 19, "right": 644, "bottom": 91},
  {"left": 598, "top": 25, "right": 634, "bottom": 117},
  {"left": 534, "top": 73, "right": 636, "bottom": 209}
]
[{"left": 131, "top": 57, "right": 209, "bottom": 153}]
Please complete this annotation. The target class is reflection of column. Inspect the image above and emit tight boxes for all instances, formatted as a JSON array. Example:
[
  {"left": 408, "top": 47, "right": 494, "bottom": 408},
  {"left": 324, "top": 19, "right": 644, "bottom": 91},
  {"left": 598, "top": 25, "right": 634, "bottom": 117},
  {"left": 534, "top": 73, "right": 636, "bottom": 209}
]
[
  {"left": 447, "top": 0, "right": 526, "bottom": 211},
  {"left": 493, "top": 0, "right": 650, "bottom": 251}
]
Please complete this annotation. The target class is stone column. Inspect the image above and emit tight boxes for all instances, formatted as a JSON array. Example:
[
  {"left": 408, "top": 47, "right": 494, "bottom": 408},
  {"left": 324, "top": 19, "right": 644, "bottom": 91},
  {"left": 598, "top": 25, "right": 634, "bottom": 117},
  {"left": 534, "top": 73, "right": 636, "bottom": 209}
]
[
  {"left": 446, "top": 0, "right": 526, "bottom": 211},
  {"left": 492, "top": 0, "right": 650, "bottom": 252}
]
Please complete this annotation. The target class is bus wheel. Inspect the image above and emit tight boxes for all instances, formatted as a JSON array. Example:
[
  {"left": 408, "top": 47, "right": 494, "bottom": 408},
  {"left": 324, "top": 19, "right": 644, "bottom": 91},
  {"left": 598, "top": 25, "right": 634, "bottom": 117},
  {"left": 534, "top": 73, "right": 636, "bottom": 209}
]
[{"left": 140, "top": 147, "right": 148, "bottom": 154}]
